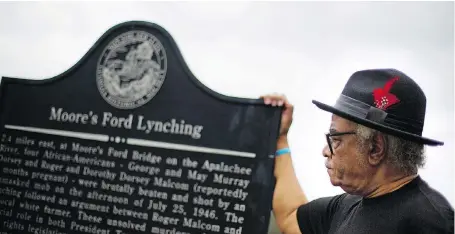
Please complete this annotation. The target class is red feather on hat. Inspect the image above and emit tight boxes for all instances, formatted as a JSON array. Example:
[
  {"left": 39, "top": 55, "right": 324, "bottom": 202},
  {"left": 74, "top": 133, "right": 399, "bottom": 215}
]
[{"left": 373, "top": 76, "right": 400, "bottom": 110}]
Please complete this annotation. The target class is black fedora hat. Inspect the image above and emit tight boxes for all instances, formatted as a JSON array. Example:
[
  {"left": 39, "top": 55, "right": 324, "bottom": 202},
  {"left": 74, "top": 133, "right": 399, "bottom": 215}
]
[{"left": 312, "top": 68, "right": 443, "bottom": 146}]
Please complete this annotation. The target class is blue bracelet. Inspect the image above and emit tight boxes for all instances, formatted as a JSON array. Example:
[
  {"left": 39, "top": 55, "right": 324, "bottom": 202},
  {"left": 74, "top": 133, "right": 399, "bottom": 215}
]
[{"left": 275, "top": 147, "right": 290, "bottom": 157}]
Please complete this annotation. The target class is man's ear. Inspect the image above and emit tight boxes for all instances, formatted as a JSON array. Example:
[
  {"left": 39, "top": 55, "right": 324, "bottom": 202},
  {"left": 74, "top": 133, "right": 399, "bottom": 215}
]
[{"left": 368, "top": 133, "right": 386, "bottom": 166}]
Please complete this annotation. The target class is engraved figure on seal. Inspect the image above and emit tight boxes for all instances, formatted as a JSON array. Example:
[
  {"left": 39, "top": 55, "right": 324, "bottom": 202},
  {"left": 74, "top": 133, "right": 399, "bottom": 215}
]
[{"left": 96, "top": 30, "right": 167, "bottom": 109}]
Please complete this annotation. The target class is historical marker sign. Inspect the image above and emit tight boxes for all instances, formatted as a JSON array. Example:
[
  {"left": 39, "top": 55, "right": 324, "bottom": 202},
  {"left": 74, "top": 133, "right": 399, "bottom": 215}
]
[{"left": 0, "top": 21, "right": 281, "bottom": 234}]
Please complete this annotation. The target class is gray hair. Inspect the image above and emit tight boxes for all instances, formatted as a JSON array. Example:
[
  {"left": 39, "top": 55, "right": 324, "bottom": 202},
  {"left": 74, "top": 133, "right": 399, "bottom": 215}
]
[{"left": 355, "top": 124, "right": 426, "bottom": 175}]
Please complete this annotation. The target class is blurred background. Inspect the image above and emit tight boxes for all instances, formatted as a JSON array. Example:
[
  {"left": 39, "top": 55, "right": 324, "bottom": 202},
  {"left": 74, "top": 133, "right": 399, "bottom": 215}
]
[{"left": 0, "top": 2, "right": 453, "bottom": 233}]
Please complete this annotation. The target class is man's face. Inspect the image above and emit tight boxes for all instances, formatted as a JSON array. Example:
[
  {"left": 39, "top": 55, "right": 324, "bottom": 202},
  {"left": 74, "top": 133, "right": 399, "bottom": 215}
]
[{"left": 323, "top": 115, "right": 371, "bottom": 195}]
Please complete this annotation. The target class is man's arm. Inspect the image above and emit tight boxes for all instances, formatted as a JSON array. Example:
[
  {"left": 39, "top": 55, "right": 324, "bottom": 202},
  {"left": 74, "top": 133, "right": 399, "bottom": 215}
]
[
  {"left": 273, "top": 136, "right": 308, "bottom": 234},
  {"left": 262, "top": 94, "right": 308, "bottom": 233}
]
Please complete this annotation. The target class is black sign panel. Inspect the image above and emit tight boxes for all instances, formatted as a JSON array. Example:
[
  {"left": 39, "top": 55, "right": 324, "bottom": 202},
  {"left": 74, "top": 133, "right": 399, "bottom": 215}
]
[{"left": 0, "top": 21, "right": 281, "bottom": 234}]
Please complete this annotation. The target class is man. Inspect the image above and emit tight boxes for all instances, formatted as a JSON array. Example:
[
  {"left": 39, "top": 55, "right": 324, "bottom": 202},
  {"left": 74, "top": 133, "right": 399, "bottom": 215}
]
[{"left": 262, "top": 69, "right": 454, "bottom": 234}]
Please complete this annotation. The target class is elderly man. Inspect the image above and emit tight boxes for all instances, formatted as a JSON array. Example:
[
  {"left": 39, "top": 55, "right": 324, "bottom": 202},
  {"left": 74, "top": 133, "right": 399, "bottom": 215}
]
[{"left": 263, "top": 69, "right": 454, "bottom": 234}]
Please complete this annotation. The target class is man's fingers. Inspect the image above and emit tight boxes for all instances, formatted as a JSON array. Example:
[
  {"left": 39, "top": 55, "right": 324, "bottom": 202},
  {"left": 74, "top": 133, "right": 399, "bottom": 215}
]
[{"left": 261, "top": 93, "right": 289, "bottom": 107}]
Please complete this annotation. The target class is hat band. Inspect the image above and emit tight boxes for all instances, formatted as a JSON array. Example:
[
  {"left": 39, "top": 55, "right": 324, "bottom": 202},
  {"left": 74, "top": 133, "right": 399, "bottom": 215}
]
[{"left": 334, "top": 95, "right": 423, "bottom": 135}]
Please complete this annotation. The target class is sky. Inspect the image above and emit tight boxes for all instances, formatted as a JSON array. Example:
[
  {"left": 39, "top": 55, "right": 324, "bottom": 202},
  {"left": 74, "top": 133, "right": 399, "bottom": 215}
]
[{"left": 0, "top": 0, "right": 453, "bottom": 226}]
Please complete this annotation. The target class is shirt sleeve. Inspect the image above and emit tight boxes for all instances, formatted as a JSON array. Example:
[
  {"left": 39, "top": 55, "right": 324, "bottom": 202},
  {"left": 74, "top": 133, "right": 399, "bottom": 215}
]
[
  {"left": 296, "top": 194, "right": 346, "bottom": 234},
  {"left": 408, "top": 205, "right": 454, "bottom": 234}
]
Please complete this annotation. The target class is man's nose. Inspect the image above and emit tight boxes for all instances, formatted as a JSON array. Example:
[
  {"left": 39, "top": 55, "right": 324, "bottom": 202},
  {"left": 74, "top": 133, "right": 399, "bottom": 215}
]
[{"left": 322, "top": 145, "right": 331, "bottom": 158}]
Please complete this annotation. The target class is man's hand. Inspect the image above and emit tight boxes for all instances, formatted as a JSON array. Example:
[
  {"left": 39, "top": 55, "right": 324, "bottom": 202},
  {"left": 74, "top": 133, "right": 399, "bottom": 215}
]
[{"left": 261, "top": 93, "right": 293, "bottom": 137}]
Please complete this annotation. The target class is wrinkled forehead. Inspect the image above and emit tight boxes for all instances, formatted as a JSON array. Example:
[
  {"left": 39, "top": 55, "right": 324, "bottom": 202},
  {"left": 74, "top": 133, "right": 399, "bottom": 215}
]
[{"left": 330, "top": 115, "right": 356, "bottom": 132}]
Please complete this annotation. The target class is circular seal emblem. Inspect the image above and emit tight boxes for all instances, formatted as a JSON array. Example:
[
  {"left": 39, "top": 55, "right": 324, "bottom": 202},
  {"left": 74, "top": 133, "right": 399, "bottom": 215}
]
[{"left": 96, "top": 30, "right": 167, "bottom": 109}]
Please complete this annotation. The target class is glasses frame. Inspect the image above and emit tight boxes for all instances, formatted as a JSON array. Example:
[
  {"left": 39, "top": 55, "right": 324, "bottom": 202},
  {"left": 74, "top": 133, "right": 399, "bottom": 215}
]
[{"left": 325, "top": 131, "right": 356, "bottom": 155}]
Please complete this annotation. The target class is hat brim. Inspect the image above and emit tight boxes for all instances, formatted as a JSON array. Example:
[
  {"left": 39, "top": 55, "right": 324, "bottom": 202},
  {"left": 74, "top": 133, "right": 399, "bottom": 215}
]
[{"left": 312, "top": 100, "right": 444, "bottom": 146}]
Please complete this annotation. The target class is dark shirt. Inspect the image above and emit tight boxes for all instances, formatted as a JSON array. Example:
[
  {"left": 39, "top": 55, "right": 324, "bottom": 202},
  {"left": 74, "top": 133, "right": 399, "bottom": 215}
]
[{"left": 296, "top": 176, "right": 454, "bottom": 234}]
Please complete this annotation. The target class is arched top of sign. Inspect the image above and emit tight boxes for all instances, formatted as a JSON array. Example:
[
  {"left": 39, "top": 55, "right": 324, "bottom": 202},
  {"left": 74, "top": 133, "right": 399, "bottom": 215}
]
[{"left": 1, "top": 21, "right": 264, "bottom": 108}]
